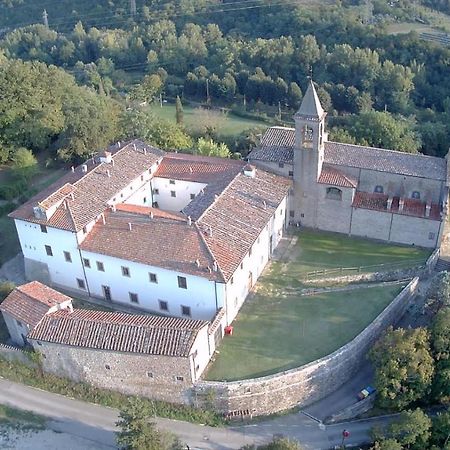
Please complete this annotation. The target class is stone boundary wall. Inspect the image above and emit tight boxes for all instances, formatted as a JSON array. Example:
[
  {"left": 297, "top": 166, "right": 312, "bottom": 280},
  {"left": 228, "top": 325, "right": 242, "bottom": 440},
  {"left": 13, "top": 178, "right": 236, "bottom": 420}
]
[
  {"left": 304, "top": 249, "right": 439, "bottom": 286},
  {"left": 194, "top": 278, "right": 419, "bottom": 416},
  {"left": 0, "top": 343, "right": 35, "bottom": 366}
]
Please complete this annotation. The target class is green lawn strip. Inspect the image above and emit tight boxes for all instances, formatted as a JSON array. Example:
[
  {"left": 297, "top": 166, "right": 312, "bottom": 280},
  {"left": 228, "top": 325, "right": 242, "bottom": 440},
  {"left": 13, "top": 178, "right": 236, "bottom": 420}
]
[
  {"left": 0, "top": 404, "right": 46, "bottom": 432},
  {"left": 0, "top": 357, "right": 224, "bottom": 426},
  {"left": 149, "top": 104, "right": 268, "bottom": 137},
  {"left": 205, "top": 283, "right": 403, "bottom": 381},
  {"left": 291, "top": 230, "right": 431, "bottom": 275}
]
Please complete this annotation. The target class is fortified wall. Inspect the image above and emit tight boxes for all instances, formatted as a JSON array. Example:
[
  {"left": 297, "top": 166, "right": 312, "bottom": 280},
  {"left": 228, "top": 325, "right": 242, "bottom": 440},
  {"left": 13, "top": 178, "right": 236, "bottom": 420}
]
[{"left": 193, "top": 277, "right": 419, "bottom": 416}]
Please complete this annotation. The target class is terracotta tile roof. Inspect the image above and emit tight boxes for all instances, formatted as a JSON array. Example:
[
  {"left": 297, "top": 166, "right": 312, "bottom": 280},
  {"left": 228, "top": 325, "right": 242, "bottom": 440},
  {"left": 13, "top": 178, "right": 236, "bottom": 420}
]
[
  {"left": 10, "top": 140, "right": 165, "bottom": 232},
  {"left": 248, "top": 126, "right": 295, "bottom": 164},
  {"left": 318, "top": 165, "right": 358, "bottom": 188},
  {"left": 79, "top": 209, "right": 223, "bottom": 281},
  {"left": 115, "top": 203, "right": 184, "bottom": 221},
  {"left": 198, "top": 169, "right": 292, "bottom": 281},
  {"left": 155, "top": 153, "right": 244, "bottom": 183},
  {"left": 28, "top": 309, "right": 207, "bottom": 357},
  {"left": 247, "top": 126, "right": 447, "bottom": 181},
  {"left": 0, "top": 281, "right": 71, "bottom": 328},
  {"left": 352, "top": 192, "right": 441, "bottom": 220},
  {"left": 38, "top": 183, "right": 75, "bottom": 210}
]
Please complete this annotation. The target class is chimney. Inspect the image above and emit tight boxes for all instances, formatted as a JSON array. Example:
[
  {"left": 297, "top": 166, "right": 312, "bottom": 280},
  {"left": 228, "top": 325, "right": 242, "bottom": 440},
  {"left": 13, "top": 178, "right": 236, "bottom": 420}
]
[
  {"left": 426, "top": 201, "right": 431, "bottom": 218},
  {"left": 263, "top": 200, "right": 266, "bottom": 208},
  {"left": 243, "top": 164, "right": 256, "bottom": 178},
  {"left": 81, "top": 164, "right": 88, "bottom": 173},
  {"left": 106, "top": 169, "right": 111, "bottom": 178},
  {"left": 150, "top": 211, "right": 154, "bottom": 219},
  {"left": 111, "top": 204, "right": 116, "bottom": 212},
  {"left": 399, "top": 198, "right": 405, "bottom": 212},
  {"left": 133, "top": 143, "right": 137, "bottom": 151},
  {"left": 387, "top": 196, "right": 393, "bottom": 210},
  {"left": 70, "top": 192, "right": 75, "bottom": 201},
  {"left": 213, "top": 261, "right": 218, "bottom": 272},
  {"left": 112, "top": 159, "right": 115, "bottom": 167},
  {"left": 195, "top": 259, "right": 200, "bottom": 268},
  {"left": 71, "top": 166, "right": 75, "bottom": 173},
  {"left": 187, "top": 216, "right": 192, "bottom": 226},
  {"left": 101, "top": 213, "right": 106, "bottom": 225},
  {"left": 63, "top": 200, "right": 67, "bottom": 210},
  {"left": 128, "top": 223, "right": 132, "bottom": 231},
  {"left": 117, "top": 141, "right": 121, "bottom": 147},
  {"left": 208, "top": 226, "right": 213, "bottom": 237},
  {"left": 143, "top": 148, "right": 147, "bottom": 155},
  {"left": 189, "top": 166, "right": 193, "bottom": 173}
]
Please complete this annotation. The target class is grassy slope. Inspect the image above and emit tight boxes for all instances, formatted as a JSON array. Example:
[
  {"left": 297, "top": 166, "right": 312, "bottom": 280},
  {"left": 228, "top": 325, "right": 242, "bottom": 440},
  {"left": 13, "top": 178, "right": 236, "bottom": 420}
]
[{"left": 205, "top": 283, "right": 403, "bottom": 381}]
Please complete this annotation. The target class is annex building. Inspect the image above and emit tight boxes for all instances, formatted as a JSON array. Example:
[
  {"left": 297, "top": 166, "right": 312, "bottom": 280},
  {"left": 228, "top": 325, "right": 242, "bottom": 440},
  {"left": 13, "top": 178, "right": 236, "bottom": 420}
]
[
  {"left": 249, "top": 81, "right": 450, "bottom": 248},
  {"left": 10, "top": 141, "right": 290, "bottom": 325}
]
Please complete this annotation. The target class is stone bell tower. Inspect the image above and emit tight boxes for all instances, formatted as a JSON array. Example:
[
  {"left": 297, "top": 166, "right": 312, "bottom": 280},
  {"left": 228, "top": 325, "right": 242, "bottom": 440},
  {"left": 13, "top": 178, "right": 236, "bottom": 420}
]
[{"left": 293, "top": 80, "right": 327, "bottom": 227}]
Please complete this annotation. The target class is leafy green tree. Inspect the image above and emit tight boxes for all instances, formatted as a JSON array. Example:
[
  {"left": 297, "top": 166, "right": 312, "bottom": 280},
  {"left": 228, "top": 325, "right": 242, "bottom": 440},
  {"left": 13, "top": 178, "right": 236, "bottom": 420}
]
[
  {"left": 287, "top": 82, "right": 302, "bottom": 110},
  {"left": 431, "top": 408, "right": 450, "bottom": 448},
  {"left": 0, "top": 281, "right": 15, "bottom": 302},
  {"left": 175, "top": 96, "right": 183, "bottom": 125},
  {"left": 350, "top": 111, "right": 421, "bottom": 153},
  {"left": 370, "top": 327, "right": 434, "bottom": 410},
  {"left": 116, "top": 397, "right": 182, "bottom": 450},
  {"left": 370, "top": 439, "right": 403, "bottom": 450},
  {"left": 131, "top": 74, "right": 163, "bottom": 104},
  {"left": 194, "top": 138, "right": 230, "bottom": 158},
  {"left": 431, "top": 307, "right": 450, "bottom": 402},
  {"left": 388, "top": 408, "right": 432, "bottom": 449},
  {"left": 431, "top": 272, "right": 450, "bottom": 307},
  {"left": 11, "top": 148, "right": 38, "bottom": 179}
]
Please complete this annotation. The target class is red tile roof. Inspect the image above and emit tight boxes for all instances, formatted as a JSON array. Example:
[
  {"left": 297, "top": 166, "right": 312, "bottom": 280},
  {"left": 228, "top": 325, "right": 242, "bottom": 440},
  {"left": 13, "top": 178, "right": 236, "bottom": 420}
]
[
  {"left": 79, "top": 209, "right": 223, "bottom": 281},
  {"left": 318, "top": 166, "right": 358, "bottom": 188},
  {"left": 10, "top": 140, "right": 165, "bottom": 232},
  {"left": 0, "top": 282, "right": 72, "bottom": 328},
  {"left": 155, "top": 153, "right": 244, "bottom": 183},
  {"left": 28, "top": 309, "right": 207, "bottom": 357},
  {"left": 115, "top": 203, "right": 184, "bottom": 221},
  {"left": 353, "top": 192, "right": 441, "bottom": 220}
]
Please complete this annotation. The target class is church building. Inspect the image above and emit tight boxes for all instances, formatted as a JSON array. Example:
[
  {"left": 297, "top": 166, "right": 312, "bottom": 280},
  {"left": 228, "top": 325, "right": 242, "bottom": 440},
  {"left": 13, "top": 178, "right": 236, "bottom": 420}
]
[{"left": 249, "top": 80, "right": 449, "bottom": 248}]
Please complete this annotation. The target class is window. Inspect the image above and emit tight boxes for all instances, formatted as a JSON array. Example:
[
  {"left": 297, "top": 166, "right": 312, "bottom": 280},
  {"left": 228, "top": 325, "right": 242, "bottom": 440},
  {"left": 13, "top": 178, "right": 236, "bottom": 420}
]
[
  {"left": 278, "top": 162, "right": 284, "bottom": 168},
  {"left": 230, "top": 276, "right": 234, "bottom": 285},
  {"left": 193, "top": 349, "right": 198, "bottom": 358},
  {"left": 121, "top": 266, "right": 130, "bottom": 277},
  {"left": 149, "top": 273, "right": 158, "bottom": 283},
  {"left": 412, "top": 191, "right": 421, "bottom": 199},
  {"left": 82, "top": 226, "right": 87, "bottom": 234},
  {"left": 300, "top": 213, "right": 305, "bottom": 218},
  {"left": 169, "top": 180, "right": 175, "bottom": 185},
  {"left": 181, "top": 305, "right": 191, "bottom": 317},
  {"left": 64, "top": 251, "right": 72, "bottom": 263},
  {"left": 143, "top": 197, "right": 147, "bottom": 203},
  {"left": 170, "top": 191, "right": 176, "bottom": 198},
  {"left": 149, "top": 168, "right": 152, "bottom": 174},
  {"left": 326, "top": 187, "right": 342, "bottom": 201},
  {"left": 249, "top": 246, "right": 252, "bottom": 257},
  {"left": 129, "top": 292, "right": 139, "bottom": 304},
  {"left": 45, "top": 245, "right": 53, "bottom": 256},
  {"left": 289, "top": 210, "right": 295, "bottom": 218},
  {"left": 83, "top": 258, "right": 91, "bottom": 268},
  {"left": 141, "top": 175, "right": 144, "bottom": 181},
  {"left": 240, "top": 262, "right": 244, "bottom": 270},
  {"left": 120, "top": 193, "right": 124, "bottom": 198},
  {"left": 147, "top": 372, "right": 153, "bottom": 378},
  {"left": 105, "top": 364, "right": 110, "bottom": 370},
  {"left": 96, "top": 261, "right": 105, "bottom": 272},
  {"left": 159, "top": 300, "right": 168, "bottom": 311},
  {"left": 16, "top": 319, "right": 22, "bottom": 327},
  {"left": 429, "top": 232, "right": 436, "bottom": 240},
  {"left": 374, "top": 185, "right": 384, "bottom": 194},
  {"left": 288, "top": 170, "right": 294, "bottom": 177},
  {"left": 40, "top": 224, "right": 47, "bottom": 233},
  {"left": 280, "top": 209, "right": 283, "bottom": 216},
  {"left": 178, "top": 276, "right": 187, "bottom": 289},
  {"left": 190, "top": 193, "right": 195, "bottom": 200},
  {"left": 302, "top": 125, "right": 314, "bottom": 148},
  {"left": 153, "top": 188, "right": 159, "bottom": 195},
  {"left": 77, "top": 278, "right": 86, "bottom": 290},
  {"left": 175, "top": 376, "right": 184, "bottom": 381},
  {"left": 195, "top": 365, "right": 200, "bottom": 371}
]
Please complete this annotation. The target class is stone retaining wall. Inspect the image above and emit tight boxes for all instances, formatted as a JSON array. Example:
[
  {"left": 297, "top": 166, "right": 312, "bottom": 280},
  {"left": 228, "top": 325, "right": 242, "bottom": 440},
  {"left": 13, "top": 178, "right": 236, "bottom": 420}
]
[
  {"left": 194, "top": 278, "right": 419, "bottom": 416},
  {"left": 0, "top": 343, "right": 35, "bottom": 366}
]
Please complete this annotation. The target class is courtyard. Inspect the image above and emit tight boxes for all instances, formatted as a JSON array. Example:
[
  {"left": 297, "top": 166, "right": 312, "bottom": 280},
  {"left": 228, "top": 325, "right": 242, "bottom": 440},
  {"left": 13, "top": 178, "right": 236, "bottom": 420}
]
[{"left": 204, "top": 230, "right": 430, "bottom": 381}]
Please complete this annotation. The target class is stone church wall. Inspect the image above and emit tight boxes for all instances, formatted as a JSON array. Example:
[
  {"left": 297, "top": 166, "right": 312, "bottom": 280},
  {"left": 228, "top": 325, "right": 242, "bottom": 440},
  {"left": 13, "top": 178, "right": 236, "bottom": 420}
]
[
  {"left": 390, "top": 214, "right": 441, "bottom": 248},
  {"left": 316, "top": 185, "right": 353, "bottom": 234},
  {"left": 195, "top": 278, "right": 419, "bottom": 416},
  {"left": 350, "top": 208, "right": 392, "bottom": 241}
]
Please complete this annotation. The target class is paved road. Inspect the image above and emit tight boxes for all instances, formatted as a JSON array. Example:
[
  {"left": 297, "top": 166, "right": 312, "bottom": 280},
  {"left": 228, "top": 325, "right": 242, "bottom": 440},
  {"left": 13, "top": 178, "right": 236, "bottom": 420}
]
[{"left": 0, "top": 378, "right": 396, "bottom": 450}]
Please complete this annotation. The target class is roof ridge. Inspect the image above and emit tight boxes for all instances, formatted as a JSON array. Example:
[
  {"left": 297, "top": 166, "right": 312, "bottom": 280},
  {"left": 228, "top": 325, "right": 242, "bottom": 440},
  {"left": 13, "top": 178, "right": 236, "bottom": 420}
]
[{"left": 193, "top": 222, "right": 227, "bottom": 283}]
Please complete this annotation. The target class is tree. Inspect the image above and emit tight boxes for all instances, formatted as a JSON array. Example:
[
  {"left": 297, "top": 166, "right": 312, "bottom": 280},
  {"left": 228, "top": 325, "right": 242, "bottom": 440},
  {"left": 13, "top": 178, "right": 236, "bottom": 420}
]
[
  {"left": 370, "top": 439, "right": 403, "bottom": 450},
  {"left": 194, "top": 138, "right": 230, "bottom": 158},
  {"left": 175, "top": 96, "right": 183, "bottom": 125},
  {"left": 288, "top": 82, "right": 302, "bottom": 110},
  {"left": 388, "top": 408, "right": 432, "bottom": 449},
  {"left": 241, "top": 436, "right": 304, "bottom": 449},
  {"left": 11, "top": 148, "right": 38, "bottom": 179},
  {"left": 430, "top": 271, "right": 450, "bottom": 307},
  {"left": 131, "top": 74, "right": 163, "bottom": 104},
  {"left": 116, "top": 398, "right": 182, "bottom": 450},
  {"left": 431, "top": 307, "right": 450, "bottom": 402},
  {"left": 370, "top": 327, "right": 435, "bottom": 410}
]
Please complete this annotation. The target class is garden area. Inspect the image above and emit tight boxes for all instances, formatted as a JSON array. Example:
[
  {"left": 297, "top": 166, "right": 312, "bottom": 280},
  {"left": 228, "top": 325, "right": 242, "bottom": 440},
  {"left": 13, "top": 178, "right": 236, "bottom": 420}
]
[{"left": 205, "top": 230, "right": 431, "bottom": 381}]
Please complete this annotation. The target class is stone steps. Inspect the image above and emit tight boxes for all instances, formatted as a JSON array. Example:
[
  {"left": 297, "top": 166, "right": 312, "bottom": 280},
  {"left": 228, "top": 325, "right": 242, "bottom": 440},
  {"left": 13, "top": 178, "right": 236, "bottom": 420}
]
[{"left": 435, "top": 258, "right": 450, "bottom": 272}]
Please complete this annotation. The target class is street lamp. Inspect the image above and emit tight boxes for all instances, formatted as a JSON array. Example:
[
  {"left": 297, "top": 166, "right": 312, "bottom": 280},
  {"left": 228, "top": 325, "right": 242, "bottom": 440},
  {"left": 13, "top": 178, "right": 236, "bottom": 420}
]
[{"left": 341, "top": 429, "right": 350, "bottom": 448}]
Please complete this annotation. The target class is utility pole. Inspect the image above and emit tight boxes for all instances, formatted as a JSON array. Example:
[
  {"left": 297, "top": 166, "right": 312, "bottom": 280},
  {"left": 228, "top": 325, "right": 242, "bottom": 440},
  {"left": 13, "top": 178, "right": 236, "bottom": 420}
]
[
  {"left": 42, "top": 9, "right": 49, "bottom": 28},
  {"left": 130, "top": 0, "right": 137, "bottom": 17}
]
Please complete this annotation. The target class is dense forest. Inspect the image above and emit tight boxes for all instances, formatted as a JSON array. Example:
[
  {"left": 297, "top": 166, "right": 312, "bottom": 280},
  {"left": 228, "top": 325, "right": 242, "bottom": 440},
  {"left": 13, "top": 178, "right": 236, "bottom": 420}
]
[{"left": 2, "top": 0, "right": 450, "bottom": 165}]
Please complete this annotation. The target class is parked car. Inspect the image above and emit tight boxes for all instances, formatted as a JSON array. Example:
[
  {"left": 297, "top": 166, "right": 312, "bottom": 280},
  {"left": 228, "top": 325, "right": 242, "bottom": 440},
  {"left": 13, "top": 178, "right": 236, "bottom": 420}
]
[{"left": 357, "top": 386, "right": 376, "bottom": 401}]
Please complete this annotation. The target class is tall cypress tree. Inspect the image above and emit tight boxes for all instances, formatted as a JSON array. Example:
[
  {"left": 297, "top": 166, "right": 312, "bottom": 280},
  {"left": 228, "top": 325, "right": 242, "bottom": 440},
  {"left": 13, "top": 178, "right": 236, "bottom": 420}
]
[{"left": 175, "top": 95, "right": 184, "bottom": 125}]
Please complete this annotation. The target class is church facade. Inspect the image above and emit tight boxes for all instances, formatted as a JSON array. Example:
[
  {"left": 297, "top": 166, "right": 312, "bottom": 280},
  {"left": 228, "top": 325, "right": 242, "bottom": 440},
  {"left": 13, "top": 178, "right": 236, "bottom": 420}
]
[{"left": 249, "top": 81, "right": 449, "bottom": 248}]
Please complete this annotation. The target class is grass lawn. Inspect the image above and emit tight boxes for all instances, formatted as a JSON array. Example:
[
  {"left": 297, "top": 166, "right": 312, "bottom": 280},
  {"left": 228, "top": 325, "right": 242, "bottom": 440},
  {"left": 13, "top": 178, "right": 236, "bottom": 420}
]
[
  {"left": 287, "top": 229, "right": 431, "bottom": 278},
  {"left": 205, "top": 282, "right": 403, "bottom": 381},
  {"left": 0, "top": 404, "right": 46, "bottom": 431},
  {"left": 148, "top": 103, "right": 268, "bottom": 137}
]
